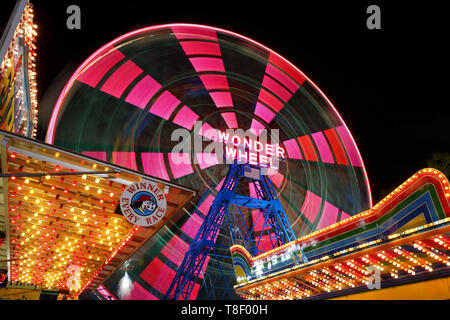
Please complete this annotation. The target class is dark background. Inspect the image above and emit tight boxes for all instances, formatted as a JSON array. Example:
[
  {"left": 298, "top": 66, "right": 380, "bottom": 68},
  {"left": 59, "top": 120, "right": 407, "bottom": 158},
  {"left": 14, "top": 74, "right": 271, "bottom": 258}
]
[{"left": 1, "top": 0, "right": 449, "bottom": 203}]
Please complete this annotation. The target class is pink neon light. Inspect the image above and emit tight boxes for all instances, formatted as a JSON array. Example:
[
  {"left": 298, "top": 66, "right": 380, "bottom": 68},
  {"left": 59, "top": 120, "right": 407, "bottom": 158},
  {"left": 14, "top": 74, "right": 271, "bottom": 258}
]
[
  {"left": 112, "top": 152, "right": 137, "bottom": 171},
  {"left": 196, "top": 152, "right": 219, "bottom": 169},
  {"left": 141, "top": 153, "right": 170, "bottom": 180},
  {"left": 258, "top": 234, "right": 275, "bottom": 252},
  {"left": 251, "top": 210, "right": 264, "bottom": 232},
  {"left": 199, "top": 74, "right": 229, "bottom": 90},
  {"left": 47, "top": 23, "right": 371, "bottom": 208},
  {"left": 180, "top": 41, "right": 221, "bottom": 56},
  {"left": 250, "top": 119, "right": 266, "bottom": 137},
  {"left": 269, "top": 52, "right": 306, "bottom": 86},
  {"left": 161, "top": 235, "right": 189, "bottom": 266},
  {"left": 171, "top": 26, "right": 217, "bottom": 40},
  {"left": 300, "top": 191, "right": 321, "bottom": 224},
  {"left": 258, "top": 88, "right": 284, "bottom": 113},
  {"left": 125, "top": 75, "right": 162, "bottom": 109},
  {"left": 181, "top": 213, "right": 204, "bottom": 239},
  {"left": 340, "top": 211, "right": 351, "bottom": 220},
  {"left": 335, "top": 125, "right": 363, "bottom": 167},
  {"left": 149, "top": 91, "right": 180, "bottom": 120},
  {"left": 262, "top": 75, "right": 292, "bottom": 102},
  {"left": 81, "top": 151, "right": 107, "bottom": 162},
  {"left": 311, "top": 131, "right": 335, "bottom": 164},
  {"left": 316, "top": 202, "right": 339, "bottom": 230},
  {"left": 254, "top": 102, "right": 275, "bottom": 124},
  {"left": 140, "top": 258, "right": 175, "bottom": 294},
  {"left": 198, "top": 122, "right": 218, "bottom": 141},
  {"left": 172, "top": 105, "right": 199, "bottom": 130},
  {"left": 209, "top": 91, "right": 233, "bottom": 108},
  {"left": 221, "top": 112, "right": 238, "bottom": 129},
  {"left": 189, "top": 57, "right": 225, "bottom": 72},
  {"left": 215, "top": 177, "right": 225, "bottom": 191},
  {"left": 282, "top": 139, "right": 303, "bottom": 160},
  {"left": 77, "top": 50, "right": 125, "bottom": 88},
  {"left": 198, "top": 195, "right": 215, "bottom": 215},
  {"left": 265, "top": 63, "right": 300, "bottom": 94},
  {"left": 269, "top": 172, "right": 284, "bottom": 189},
  {"left": 169, "top": 153, "right": 194, "bottom": 179},
  {"left": 125, "top": 282, "right": 157, "bottom": 300},
  {"left": 100, "top": 60, "right": 143, "bottom": 98},
  {"left": 96, "top": 284, "right": 117, "bottom": 300}
]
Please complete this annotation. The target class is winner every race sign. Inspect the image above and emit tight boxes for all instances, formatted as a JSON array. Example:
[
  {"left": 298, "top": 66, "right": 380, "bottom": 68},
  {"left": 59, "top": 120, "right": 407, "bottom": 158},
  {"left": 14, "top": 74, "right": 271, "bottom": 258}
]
[{"left": 120, "top": 181, "right": 167, "bottom": 227}]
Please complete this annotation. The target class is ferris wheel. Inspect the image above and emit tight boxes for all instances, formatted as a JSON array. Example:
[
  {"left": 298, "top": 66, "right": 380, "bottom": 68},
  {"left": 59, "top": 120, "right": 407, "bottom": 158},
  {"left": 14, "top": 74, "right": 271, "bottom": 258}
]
[{"left": 46, "top": 24, "right": 372, "bottom": 299}]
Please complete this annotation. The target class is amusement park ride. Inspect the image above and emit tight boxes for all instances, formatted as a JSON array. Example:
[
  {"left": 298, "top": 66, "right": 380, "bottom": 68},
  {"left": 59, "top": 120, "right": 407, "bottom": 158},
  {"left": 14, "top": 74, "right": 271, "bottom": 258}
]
[{"left": 0, "top": 2, "right": 449, "bottom": 300}]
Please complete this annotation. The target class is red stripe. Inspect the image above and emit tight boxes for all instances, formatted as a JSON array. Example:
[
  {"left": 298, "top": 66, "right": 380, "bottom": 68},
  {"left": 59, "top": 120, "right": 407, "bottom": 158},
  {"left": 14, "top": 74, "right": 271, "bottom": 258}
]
[
  {"left": 323, "top": 128, "right": 349, "bottom": 166},
  {"left": 268, "top": 52, "right": 306, "bottom": 86},
  {"left": 297, "top": 135, "right": 318, "bottom": 162}
]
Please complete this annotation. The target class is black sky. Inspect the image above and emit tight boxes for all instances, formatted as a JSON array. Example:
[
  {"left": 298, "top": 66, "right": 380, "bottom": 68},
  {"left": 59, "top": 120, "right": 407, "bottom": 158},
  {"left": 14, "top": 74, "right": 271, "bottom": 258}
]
[{"left": 1, "top": 0, "right": 449, "bottom": 203}]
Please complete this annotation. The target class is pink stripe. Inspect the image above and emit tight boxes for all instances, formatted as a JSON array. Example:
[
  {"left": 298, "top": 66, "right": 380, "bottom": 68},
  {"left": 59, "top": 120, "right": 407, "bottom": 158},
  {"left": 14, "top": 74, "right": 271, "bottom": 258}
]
[
  {"left": 180, "top": 41, "right": 221, "bottom": 56},
  {"left": 82, "top": 151, "right": 107, "bottom": 162},
  {"left": 168, "top": 153, "right": 194, "bottom": 179},
  {"left": 258, "top": 88, "right": 284, "bottom": 112},
  {"left": 181, "top": 213, "right": 203, "bottom": 239},
  {"left": 268, "top": 53, "right": 306, "bottom": 86},
  {"left": 172, "top": 105, "right": 199, "bottom": 130},
  {"left": 171, "top": 26, "right": 217, "bottom": 40},
  {"left": 248, "top": 183, "right": 261, "bottom": 199},
  {"left": 189, "top": 57, "right": 225, "bottom": 72},
  {"left": 149, "top": 91, "right": 180, "bottom": 120},
  {"left": 161, "top": 235, "right": 189, "bottom": 266},
  {"left": 269, "top": 172, "right": 284, "bottom": 189},
  {"left": 300, "top": 191, "right": 321, "bottom": 224},
  {"left": 141, "top": 153, "right": 170, "bottom": 180},
  {"left": 77, "top": 50, "right": 125, "bottom": 88},
  {"left": 215, "top": 177, "right": 225, "bottom": 191},
  {"left": 221, "top": 112, "right": 238, "bottom": 129},
  {"left": 199, "top": 74, "right": 229, "bottom": 90},
  {"left": 265, "top": 63, "right": 300, "bottom": 94},
  {"left": 126, "top": 282, "right": 158, "bottom": 300},
  {"left": 140, "top": 258, "right": 175, "bottom": 294},
  {"left": 262, "top": 75, "right": 292, "bottom": 102},
  {"left": 254, "top": 102, "right": 276, "bottom": 124},
  {"left": 100, "top": 60, "right": 143, "bottom": 98},
  {"left": 198, "top": 195, "right": 215, "bottom": 215},
  {"left": 340, "top": 211, "right": 351, "bottom": 221},
  {"left": 252, "top": 210, "right": 264, "bottom": 232},
  {"left": 335, "top": 126, "right": 363, "bottom": 167},
  {"left": 257, "top": 234, "right": 275, "bottom": 252},
  {"left": 196, "top": 152, "right": 219, "bottom": 169},
  {"left": 317, "top": 202, "right": 339, "bottom": 230},
  {"left": 125, "top": 75, "right": 162, "bottom": 109},
  {"left": 199, "top": 122, "right": 218, "bottom": 141},
  {"left": 311, "top": 131, "right": 335, "bottom": 164},
  {"left": 112, "top": 152, "right": 137, "bottom": 170},
  {"left": 209, "top": 91, "right": 233, "bottom": 108},
  {"left": 250, "top": 119, "right": 266, "bottom": 137},
  {"left": 282, "top": 139, "right": 303, "bottom": 160}
]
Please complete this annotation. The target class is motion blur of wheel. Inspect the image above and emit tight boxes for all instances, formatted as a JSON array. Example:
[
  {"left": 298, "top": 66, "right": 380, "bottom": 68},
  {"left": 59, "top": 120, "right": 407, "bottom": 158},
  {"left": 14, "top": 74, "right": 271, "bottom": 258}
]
[{"left": 46, "top": 24, "right": 372, "bottom": 299}]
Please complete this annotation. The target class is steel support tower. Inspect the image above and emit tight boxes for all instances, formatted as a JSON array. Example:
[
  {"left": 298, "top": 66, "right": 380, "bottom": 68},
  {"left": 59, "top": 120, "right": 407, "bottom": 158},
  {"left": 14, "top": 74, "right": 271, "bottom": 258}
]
[{"left": 164, "top": 163, "right": 295, "bottom": 300}]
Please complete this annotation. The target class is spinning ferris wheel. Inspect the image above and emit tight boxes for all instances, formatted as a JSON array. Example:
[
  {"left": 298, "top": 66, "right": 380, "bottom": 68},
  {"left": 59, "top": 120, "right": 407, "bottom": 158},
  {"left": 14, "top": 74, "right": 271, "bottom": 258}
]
[{"left": 46, "top": 24, "right": 372, "bottom": 300}]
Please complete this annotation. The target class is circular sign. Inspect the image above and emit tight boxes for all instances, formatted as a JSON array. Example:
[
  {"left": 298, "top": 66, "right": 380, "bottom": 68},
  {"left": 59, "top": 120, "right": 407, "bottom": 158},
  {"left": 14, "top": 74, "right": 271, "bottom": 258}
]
[{"left": 120, "top": 181, "right": 167, "bottom": 227}]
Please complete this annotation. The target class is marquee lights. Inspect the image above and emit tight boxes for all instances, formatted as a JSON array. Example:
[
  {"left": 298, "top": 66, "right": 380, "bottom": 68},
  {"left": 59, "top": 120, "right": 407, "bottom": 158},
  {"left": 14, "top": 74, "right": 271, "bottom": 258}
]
[{"left": 231, "top": 168, "right": 450, "bottom": 299}]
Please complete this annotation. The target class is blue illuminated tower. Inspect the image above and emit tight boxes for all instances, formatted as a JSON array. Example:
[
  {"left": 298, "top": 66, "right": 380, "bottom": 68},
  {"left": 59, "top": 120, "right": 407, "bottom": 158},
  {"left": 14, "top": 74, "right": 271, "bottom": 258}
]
[{"left": 164, "top": 162, "right": 296, "bottom": 300}]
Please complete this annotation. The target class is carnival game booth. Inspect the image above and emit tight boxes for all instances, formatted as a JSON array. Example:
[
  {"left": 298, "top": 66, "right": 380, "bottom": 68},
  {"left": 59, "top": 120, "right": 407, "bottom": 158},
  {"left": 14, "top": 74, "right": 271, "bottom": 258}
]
[
  {"left": 0, "top": 130, "right": 195, "bottom": 299},
  {"left": 231, "top": 169, "right": 450, "bottom": 300}
]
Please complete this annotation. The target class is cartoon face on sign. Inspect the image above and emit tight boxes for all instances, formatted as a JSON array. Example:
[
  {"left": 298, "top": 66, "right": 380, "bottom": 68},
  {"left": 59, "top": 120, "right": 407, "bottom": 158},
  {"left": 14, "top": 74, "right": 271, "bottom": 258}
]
[{"left": 130, "top": 192, "right": 158, "bottom": 216}]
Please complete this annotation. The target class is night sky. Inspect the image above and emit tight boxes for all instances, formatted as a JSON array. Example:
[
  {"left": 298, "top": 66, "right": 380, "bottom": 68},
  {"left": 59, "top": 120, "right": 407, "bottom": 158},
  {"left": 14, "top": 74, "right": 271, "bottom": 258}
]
[{"left": 1, "top": 0, "right": 449, "bottom": 203}]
